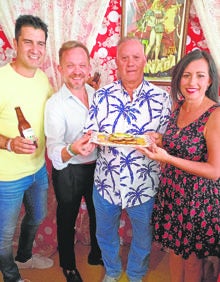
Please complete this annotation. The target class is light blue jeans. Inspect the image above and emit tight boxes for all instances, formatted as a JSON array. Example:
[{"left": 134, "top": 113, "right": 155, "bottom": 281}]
[
  {"left": 0, "top": 164, "right": 48, "bottom": 282},
  {"left": 93, "top": 186, "right": 154, "bottom": 282}
]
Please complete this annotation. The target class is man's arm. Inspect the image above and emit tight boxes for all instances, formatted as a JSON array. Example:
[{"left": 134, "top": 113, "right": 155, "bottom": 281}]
[
  {"left": 0, "top": 134, "right": 11, "bottom": 151},
  {"left": 0, "top": 134, "right": 36, "bottom": 154}
]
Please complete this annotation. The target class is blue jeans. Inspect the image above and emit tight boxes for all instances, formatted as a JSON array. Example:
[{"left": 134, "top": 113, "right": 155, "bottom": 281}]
[
  {"left": 0, "top": 164, "right": 48, "bottom": 282},
  {"left": 93, "top": 186, "right": 154, "bottom": 281}
]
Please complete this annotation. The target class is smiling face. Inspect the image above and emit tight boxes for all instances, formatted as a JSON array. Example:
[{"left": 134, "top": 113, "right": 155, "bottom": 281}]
[
  {"left": 13, "top": 26, "right": 46, "bottom": 77},
  {"left": 116, "top": 39, "right": 147, "bottom": 90},
  {"left": 58, "top": 47, "right": 91, "bottom": 91},
  {"left": 180, "top": 58, "right": 212, "bottom": 102}
]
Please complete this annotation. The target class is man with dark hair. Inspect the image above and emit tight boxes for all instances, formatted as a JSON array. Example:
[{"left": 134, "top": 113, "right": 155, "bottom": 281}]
[
  {"left": 15, "top": 14, "right": 48, "bottom": 41},
  {"left": 0, "top": 15, "right": 53, "bottom": 282}
]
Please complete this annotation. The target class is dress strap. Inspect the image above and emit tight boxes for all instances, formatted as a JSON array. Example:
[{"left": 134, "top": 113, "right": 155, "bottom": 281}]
[{"left": 204, "top": 103, "right": 220, "bottom": 116}]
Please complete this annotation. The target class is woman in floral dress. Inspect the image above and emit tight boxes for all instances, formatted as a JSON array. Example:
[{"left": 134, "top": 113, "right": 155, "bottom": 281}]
[{"left": 138, "top": 49, "right": 220, "bottom": 282}]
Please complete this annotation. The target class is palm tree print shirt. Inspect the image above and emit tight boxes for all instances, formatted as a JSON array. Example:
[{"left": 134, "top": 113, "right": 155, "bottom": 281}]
[{"left": 85, "top": 79, "right": 172, "bottom": 208}]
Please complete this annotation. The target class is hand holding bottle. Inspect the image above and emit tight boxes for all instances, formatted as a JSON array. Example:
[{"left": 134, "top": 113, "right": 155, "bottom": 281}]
[
  {"left": 9, "top": 135, "right": 38, "bottom": 154},
  {"left": 87, "top": 72, "right": 101, "bottom": 90}
]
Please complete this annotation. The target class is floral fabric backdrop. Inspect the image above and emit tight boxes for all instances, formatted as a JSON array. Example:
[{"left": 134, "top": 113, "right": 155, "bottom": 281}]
[{"left": 0, "top": 0, "right": 217, "bottom": 257}]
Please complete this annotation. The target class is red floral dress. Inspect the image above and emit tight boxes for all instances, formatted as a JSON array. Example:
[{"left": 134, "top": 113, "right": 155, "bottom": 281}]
[{"left": 152, "top": 103, "right": 220, "bottom": 259}]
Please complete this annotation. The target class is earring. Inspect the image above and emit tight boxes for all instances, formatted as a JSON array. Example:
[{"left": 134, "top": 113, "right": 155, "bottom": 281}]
[{"left": 177, "top": 91, "right": 184, "bottom": 101}]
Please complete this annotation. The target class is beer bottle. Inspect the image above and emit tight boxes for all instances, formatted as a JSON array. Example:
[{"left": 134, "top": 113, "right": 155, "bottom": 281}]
[
  {"left": 15, "top": 107, "right": 38, "bottom": 148},
  {"left": 92, "top": 72, "right": 101, "bottom": 83}
]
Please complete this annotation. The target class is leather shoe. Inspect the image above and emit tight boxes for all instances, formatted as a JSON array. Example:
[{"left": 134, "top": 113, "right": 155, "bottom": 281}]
[
  {"left": 88, "top": 252, "right": 104, "bottom": 266},
  {"left": 63, "top": 269, "right": 83, "bottom": 282}
]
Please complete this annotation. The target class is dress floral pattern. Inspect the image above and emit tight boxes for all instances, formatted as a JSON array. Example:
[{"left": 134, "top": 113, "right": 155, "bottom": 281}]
[{"left": 152, "top": 103, "right": 220, "bottom": 259}]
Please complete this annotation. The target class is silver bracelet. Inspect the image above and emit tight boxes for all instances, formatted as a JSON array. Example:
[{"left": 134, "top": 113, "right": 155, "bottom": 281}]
[
  {"left": 6, "top": 138, "right": 12, "bottom": 152},
  {"left": 66, "top": 144, "right": 77, "bottom": 157}
]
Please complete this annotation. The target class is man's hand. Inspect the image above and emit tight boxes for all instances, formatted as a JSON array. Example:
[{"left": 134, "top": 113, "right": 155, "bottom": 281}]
[
  {"left": 10, "top": 136, "right": 37, "bottom": 154},
  {"left": 72, "top": 131, "right": 96, "bottom": 156}
]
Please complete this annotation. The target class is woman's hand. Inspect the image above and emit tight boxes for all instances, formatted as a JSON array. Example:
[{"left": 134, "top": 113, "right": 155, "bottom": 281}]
[
  {"left": 137, "top": 143, "right": 170, "bottom": 163},
  {"left": 146, "top": 132, "right": 163, "bottom": 147}
]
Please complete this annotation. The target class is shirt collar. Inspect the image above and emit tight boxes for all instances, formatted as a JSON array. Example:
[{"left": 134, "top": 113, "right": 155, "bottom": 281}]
[
  {"left": 61, "top": 83, "right": 95, "bottom": 102},
  {"left": 120, "top": 79, "right": 144, "bottom": 97}
]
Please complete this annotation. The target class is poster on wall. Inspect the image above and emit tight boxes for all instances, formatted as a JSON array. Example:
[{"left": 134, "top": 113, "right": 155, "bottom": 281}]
[{"left": 121, "top": 0, "right": 191, "bottom": 85}]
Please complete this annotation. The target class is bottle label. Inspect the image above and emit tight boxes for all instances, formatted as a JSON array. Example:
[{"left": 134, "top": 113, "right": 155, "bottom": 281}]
[{"left": 22, "top": 128, "right": 36, "bottom": 141}]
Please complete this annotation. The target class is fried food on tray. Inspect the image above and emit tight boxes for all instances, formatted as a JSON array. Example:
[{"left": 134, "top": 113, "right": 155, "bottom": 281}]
[
  {"left": 108, "top": 133, "right": 146, "bottom": 145},
  {"left": 96, "top": 132, "right": 147, "bottom": 146},
  {"left": 108, "top": 133, "right": 134, "bottom": 143}
]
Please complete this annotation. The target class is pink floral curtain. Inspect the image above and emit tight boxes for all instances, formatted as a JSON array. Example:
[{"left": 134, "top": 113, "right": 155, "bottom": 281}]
[
  {"left": 0, "top": 0, "right": 110, "bottom": 90},
  {"left": 193, "top": 0, "right": 220, "bottom": 79}
]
